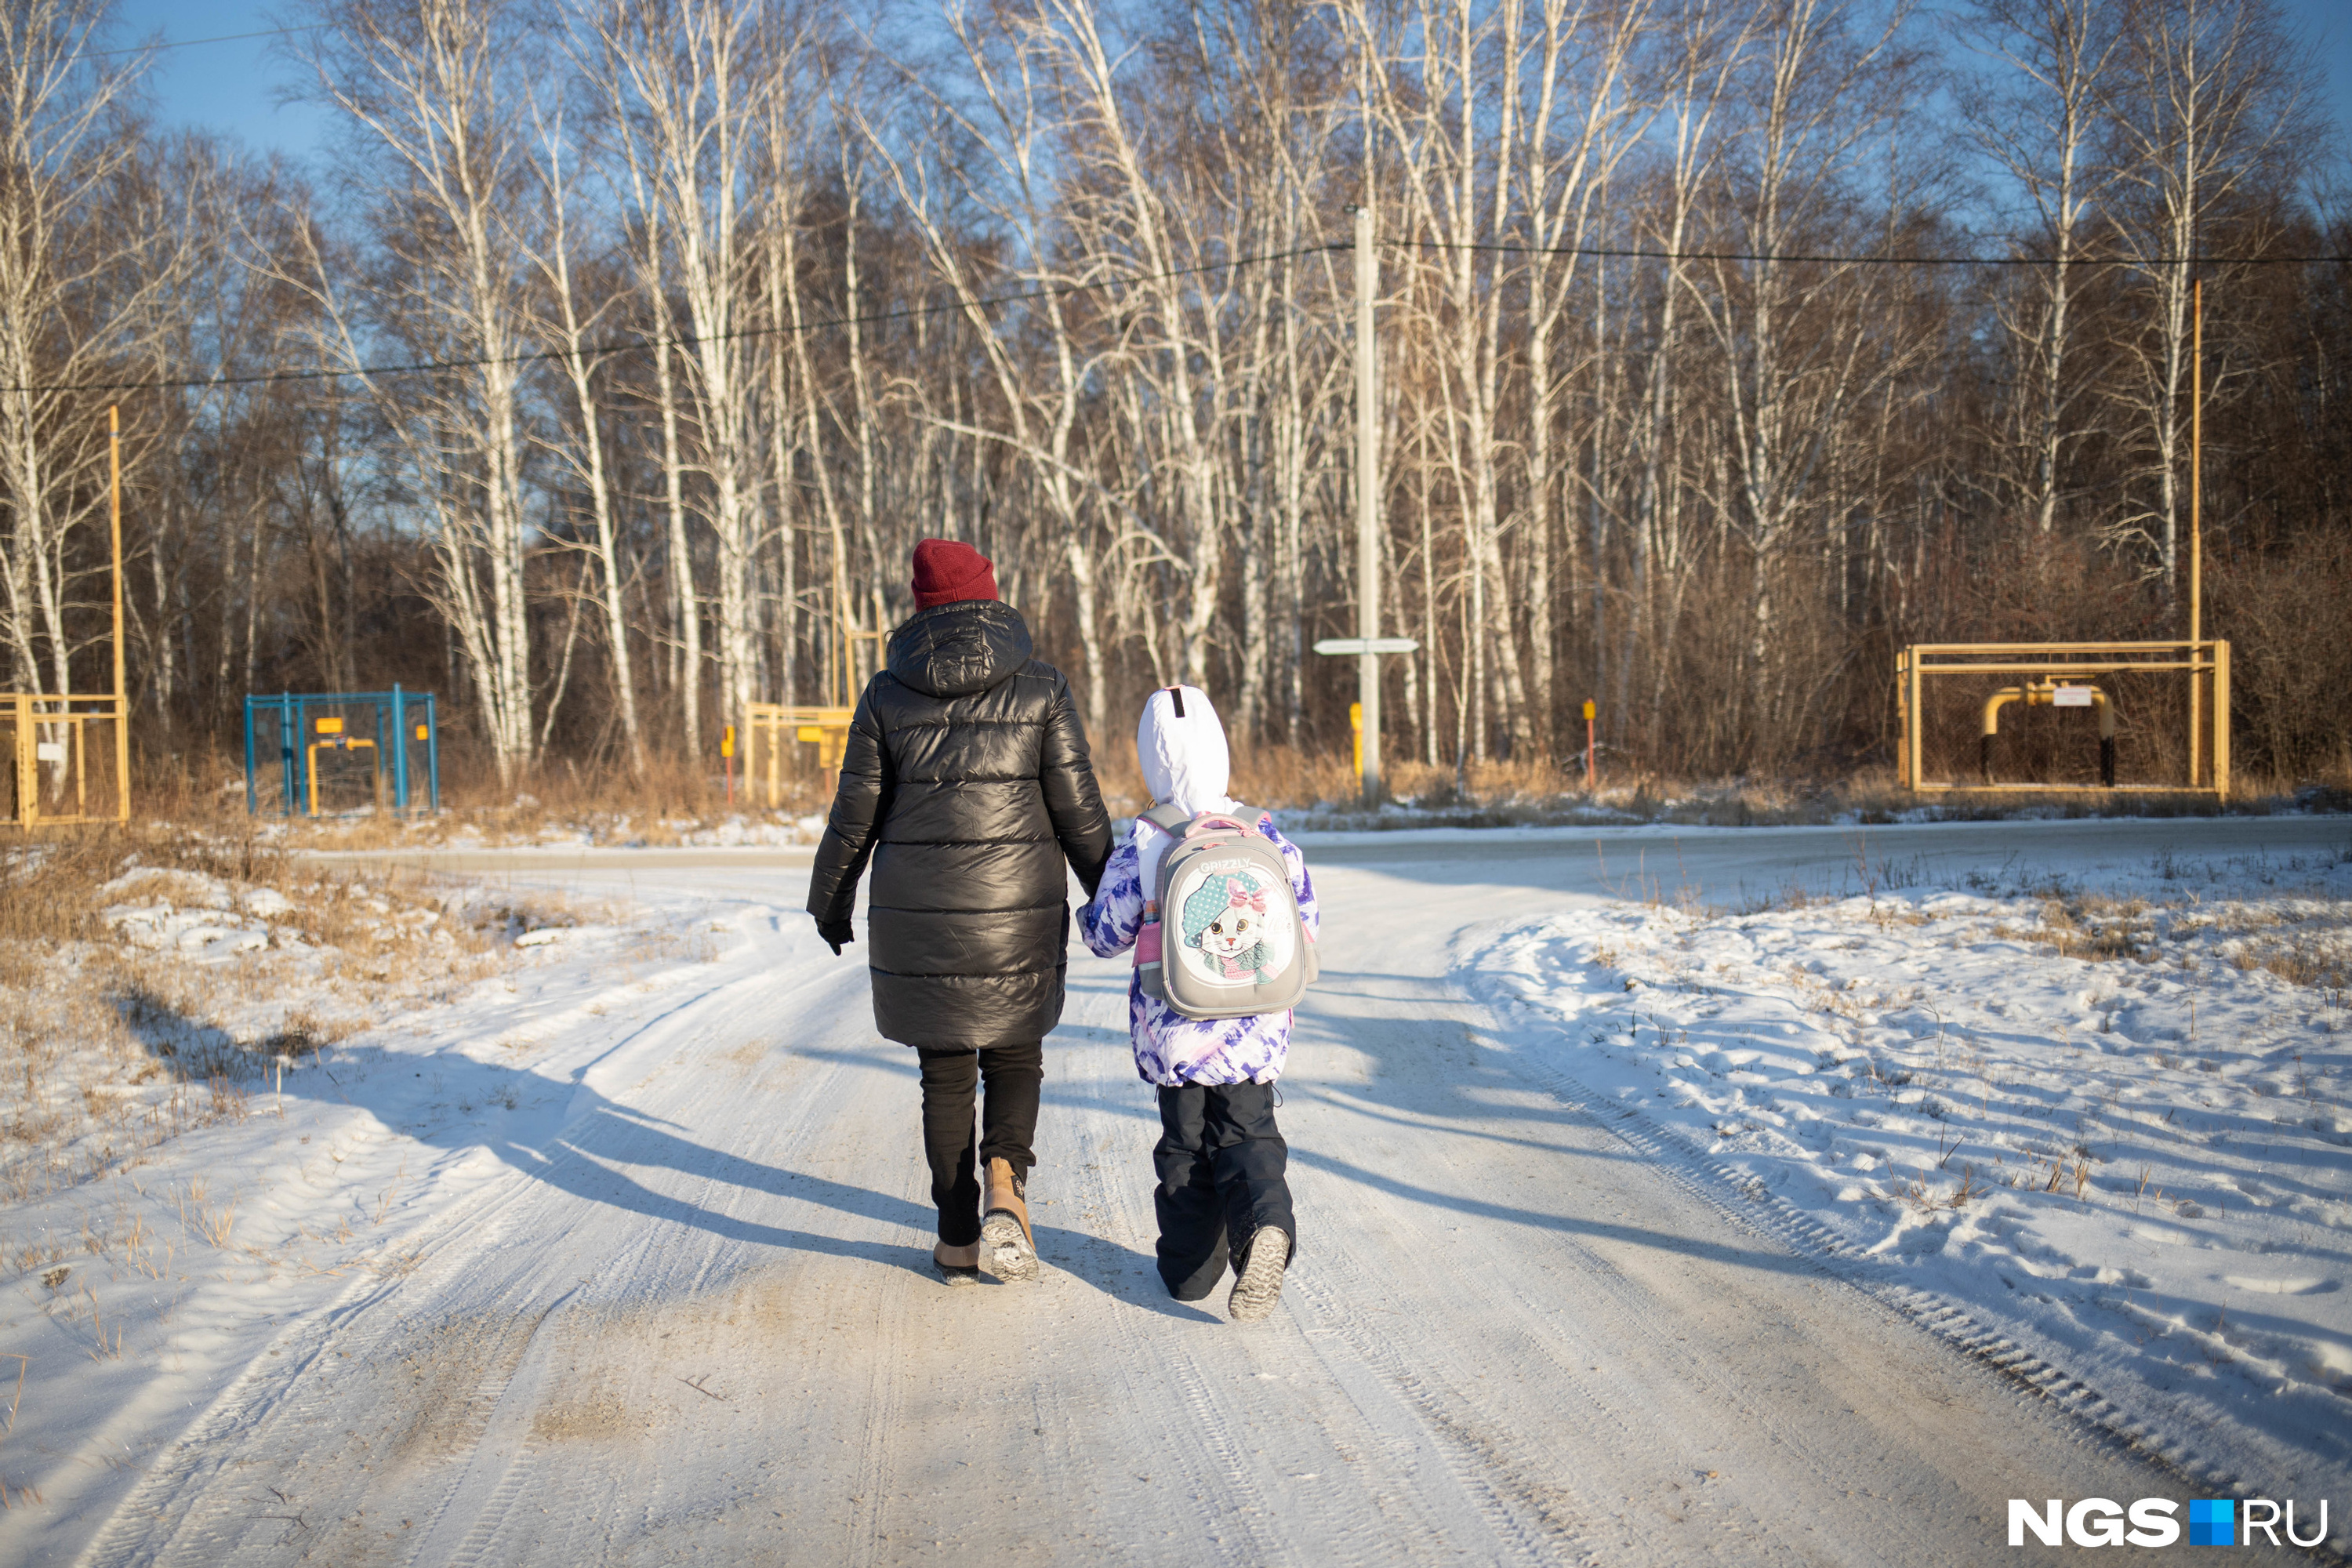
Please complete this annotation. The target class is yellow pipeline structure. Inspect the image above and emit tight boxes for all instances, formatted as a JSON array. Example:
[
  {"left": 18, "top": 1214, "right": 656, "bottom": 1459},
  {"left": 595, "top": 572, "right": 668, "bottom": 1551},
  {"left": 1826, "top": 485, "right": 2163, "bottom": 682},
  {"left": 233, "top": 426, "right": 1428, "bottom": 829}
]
[
  {"left": 305, "top": 732, "right": 379, "bottom": 816},
  {"left": 1897, "top": 641, "right": 2227, "bottom": 793},
  {"left": 1981, "top": 680, "right": 2114, "bottom": 787},
  {"left": 743, "top": 704, "right": 855, "bottom": 806}
]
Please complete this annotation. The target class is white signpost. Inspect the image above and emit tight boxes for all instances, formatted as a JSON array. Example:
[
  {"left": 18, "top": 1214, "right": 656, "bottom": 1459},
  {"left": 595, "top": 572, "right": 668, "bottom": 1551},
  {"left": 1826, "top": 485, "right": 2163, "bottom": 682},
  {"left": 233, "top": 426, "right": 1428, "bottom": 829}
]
[
  {"left": 1317, "top": 205, "right": 1420, "bottom": 807},
  {"left": 1313, "top": 638, "right": 1421, "bottom": 658}
]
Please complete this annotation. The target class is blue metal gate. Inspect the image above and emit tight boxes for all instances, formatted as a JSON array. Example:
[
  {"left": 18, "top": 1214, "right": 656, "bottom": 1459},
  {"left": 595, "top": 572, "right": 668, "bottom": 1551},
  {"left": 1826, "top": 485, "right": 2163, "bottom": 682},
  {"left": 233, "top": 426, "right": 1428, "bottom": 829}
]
[{"left": 243, "top": 688, "right": 441, "bottom": 816}]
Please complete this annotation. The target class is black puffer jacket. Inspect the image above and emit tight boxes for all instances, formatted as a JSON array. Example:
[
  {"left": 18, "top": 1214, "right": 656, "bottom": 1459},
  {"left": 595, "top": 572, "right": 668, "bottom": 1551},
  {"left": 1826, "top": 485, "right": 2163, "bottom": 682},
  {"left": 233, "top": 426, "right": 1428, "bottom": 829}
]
[{"left": 806, "top": 600, "right": 1112, "bottom": 1049}]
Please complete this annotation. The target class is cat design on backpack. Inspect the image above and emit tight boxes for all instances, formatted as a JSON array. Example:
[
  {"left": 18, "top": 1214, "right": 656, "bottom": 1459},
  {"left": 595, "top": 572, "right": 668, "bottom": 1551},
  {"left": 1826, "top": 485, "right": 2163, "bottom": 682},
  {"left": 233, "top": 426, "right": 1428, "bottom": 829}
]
[{"left": 1133, "top": 804, "right": 1318, "bottom": 1020}]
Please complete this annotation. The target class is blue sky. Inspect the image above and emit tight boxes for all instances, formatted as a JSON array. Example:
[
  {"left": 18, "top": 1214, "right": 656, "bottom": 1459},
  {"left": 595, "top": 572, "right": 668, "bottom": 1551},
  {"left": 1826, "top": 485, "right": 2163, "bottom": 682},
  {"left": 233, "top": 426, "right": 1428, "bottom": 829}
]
[
  {"left": 111, "top": 2, "right": 333, "bottom": 162},
  {"left": 117, "top": 0, "right": 2352, "bottom": 172}
]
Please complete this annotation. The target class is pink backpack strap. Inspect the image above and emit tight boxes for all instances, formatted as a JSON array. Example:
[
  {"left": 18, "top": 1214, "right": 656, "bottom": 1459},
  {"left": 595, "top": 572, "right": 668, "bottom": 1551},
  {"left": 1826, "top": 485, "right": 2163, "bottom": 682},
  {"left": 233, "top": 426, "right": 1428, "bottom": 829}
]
[{"left": 1134, "top": 811, "right": 1171, "bottom": 975}]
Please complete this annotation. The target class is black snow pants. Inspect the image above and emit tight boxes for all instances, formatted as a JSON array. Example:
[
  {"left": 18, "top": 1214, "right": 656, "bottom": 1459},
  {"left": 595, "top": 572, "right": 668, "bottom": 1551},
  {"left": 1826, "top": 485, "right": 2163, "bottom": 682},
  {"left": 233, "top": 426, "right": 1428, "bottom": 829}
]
[
  {"left": 916, "top": 1043, "right": 1043, "bottom": 1247},
  {"left": 1153, "top": 1080, "right": 1295, "bottom": 1301}
]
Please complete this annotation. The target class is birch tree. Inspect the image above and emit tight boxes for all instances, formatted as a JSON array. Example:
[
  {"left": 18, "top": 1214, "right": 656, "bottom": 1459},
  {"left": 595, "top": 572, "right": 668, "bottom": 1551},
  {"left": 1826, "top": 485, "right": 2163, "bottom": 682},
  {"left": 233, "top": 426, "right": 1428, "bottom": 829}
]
[
  {"left": 1345, "top": 0, "right": 1529, "bottom": 760},
  {"left": 1511, "top": 0, "right": 1655, "bottom": 748},
  {"left": 865, "top": 0, "right": 1210, "bottom": 736},
  {"left": 299, "top": 0, "right": 542, "bottom": 779},
  {"left": 1956, "top": 0, "right": 2118, "bottom": 540},
  {"left": 0, "top": 0, "right": 186, "bottom": 701},
  {"left": 1035, "top": 0, "right": 1242, "bottom": 693},
  {"left": 1684, "top": 0, "right": 1915, "bottom": 757},
  {"left": 589, "top": 0, "right": 782, "bottom": 745},
  {"left": 523, "top": 103, "right": 644, "bottom": 770},
  {"left": 2101, "top": 0, "right": 2307, "bottom": 591},
  {"left": 1619, "top": 0, "right": 1755, "bottom": 740}
]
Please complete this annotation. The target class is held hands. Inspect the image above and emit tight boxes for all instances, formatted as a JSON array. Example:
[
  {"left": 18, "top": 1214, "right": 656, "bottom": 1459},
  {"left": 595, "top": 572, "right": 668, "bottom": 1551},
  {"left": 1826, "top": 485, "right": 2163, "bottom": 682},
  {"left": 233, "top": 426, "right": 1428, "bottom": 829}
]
[{"left": 816, "top": 918, "right": 855, "bottom": 956}]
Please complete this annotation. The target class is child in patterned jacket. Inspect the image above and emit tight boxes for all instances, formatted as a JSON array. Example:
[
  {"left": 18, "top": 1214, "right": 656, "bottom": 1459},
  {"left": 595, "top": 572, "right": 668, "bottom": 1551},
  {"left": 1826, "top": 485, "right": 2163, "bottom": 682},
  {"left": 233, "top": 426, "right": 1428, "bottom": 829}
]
[{"left": 1080, "top": 684, "right": 1319, "bottom": 1323}]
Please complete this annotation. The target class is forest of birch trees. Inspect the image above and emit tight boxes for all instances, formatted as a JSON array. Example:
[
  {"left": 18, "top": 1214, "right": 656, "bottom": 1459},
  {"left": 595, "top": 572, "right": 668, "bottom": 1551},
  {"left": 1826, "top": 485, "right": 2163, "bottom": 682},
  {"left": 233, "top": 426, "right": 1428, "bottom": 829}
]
[{"left": 4, "top": 0, "right": 2349, "bottom": 794}]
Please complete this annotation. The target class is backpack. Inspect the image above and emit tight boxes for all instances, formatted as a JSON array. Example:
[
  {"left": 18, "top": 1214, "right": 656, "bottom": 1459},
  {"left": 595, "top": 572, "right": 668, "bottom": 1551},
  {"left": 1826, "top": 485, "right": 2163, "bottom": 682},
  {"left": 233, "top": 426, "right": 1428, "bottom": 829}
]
[{"left": 1133, "top": 804, "right": 1317, "bottom": 1020}]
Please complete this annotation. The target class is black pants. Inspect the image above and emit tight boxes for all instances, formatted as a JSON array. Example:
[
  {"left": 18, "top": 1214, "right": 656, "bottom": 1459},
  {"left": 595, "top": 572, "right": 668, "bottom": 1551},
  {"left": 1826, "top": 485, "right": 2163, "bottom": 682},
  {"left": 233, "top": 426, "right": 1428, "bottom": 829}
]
[
  {"left": 1154, "top": 1080, "right": 1294, "bottom": 1301},
  {"left": 916, "top": 1044, "right": 1043, "bottom": 1246}
]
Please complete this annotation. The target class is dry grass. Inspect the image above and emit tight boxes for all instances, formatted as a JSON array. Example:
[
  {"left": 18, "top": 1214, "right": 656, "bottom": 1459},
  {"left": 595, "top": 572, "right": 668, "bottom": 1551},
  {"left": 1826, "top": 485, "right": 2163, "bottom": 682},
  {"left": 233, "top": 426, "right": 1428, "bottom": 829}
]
[
  {"left": 2173, "top": 901, "right": 2352, "bottom": 993},
  {"left": 1994, "top": 888, "right": 2352, "bottom": 997},
  {"left": 2009, "top": 894, "right": 2159, "bottom": 964},
  {"left": 118, "top": 733, "right": 2352, "bottom": 852},
  {"left": 1217, "top": 753, "right": 2344, "bottom": 829},
  {"left": 0, "top": 819, "right": 281, "bottom": 946},
  {"left": 2246, "top": 939, "right": 2352, "bottom": 991},
  {"left": 1901, "top": 1163, "right": 1988, "bottom": 1212},
  {"left": 0, "top": 822, "right": 548, "bottom": 1205},
  {"left": 122, "top": 746, "right": 830, "bottom": 852}
]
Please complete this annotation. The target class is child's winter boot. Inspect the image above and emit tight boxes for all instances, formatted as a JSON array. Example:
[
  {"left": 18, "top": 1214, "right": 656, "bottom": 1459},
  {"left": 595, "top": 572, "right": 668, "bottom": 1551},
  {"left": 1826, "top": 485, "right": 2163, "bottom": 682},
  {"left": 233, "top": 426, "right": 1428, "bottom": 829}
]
[
  {"left": 933, "top": 1240, "right": 982, "bottom": 1285},
  {"left": 1227, "top": 1226, "right": 1290, "bottom": 1323},
  {"left": 981, "top": 1157, "right": 1038, "bottom": 1281}
]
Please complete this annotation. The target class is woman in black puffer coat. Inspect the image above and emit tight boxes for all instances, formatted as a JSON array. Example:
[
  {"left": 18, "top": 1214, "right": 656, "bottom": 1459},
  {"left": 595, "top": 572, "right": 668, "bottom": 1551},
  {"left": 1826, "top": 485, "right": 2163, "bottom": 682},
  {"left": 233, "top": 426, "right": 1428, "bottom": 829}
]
[{"left": 808, "top": 539, "right": 1111, "bottom": 1283}]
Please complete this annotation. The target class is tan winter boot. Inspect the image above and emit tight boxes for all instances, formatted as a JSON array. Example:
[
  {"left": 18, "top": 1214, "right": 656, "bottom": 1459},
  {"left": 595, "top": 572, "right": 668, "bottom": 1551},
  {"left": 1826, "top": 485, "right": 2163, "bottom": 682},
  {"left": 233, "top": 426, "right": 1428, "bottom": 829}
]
[
  {"left": 933, "top": 1240, "right": 982, "bottom": 1285},
  {"left": 981, "top": 1158, "right": 1038, "bottom": 1281}
]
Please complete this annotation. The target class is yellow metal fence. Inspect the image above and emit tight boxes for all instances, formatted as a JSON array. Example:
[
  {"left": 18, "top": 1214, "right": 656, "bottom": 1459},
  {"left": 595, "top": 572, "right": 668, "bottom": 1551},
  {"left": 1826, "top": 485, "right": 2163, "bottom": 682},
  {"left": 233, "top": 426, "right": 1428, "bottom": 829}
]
[
  {"left": 743, "top": 704, "right": 855, "bottom": 808},
  {"left": 1896, "top": 642, "right": 2229, "bottom": 794},
  {"left": 3, "top": 692, "right": 130, "bottom": 827}
]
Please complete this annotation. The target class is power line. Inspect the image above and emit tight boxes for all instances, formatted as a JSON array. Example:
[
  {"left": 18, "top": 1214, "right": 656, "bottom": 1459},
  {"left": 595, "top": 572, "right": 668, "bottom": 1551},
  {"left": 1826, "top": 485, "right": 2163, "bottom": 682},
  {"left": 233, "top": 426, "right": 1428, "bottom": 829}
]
[
  {"left": 82, "top": 24, "right": 327, "bottom": 61},
  {"left": 6, "top": 242, "right": 1346, "bottom": 396},
  {"left": 1390, "top": 238, "right": 2350, "bottom": 267},
  {"left": 23, "top": 227, "right": 2346, "bottom": 396}
]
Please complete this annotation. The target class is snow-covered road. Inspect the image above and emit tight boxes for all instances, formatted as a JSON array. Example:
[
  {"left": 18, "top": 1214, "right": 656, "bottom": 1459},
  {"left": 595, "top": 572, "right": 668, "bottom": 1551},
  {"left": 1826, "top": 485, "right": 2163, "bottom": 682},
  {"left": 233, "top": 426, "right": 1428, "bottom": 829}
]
[{"left": 67, "top": 818, "right": 2352, "bottom": 1564}]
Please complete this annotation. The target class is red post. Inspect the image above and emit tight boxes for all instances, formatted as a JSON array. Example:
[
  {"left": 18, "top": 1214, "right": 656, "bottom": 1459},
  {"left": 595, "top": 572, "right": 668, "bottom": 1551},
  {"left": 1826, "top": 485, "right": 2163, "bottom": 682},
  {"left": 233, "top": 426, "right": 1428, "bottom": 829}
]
[
  {"left": 1582, "top": 699, "right": 1596, "bottom": 790},
  {"left": 723, "top": 724, "right": 736, "bottom": 806}
]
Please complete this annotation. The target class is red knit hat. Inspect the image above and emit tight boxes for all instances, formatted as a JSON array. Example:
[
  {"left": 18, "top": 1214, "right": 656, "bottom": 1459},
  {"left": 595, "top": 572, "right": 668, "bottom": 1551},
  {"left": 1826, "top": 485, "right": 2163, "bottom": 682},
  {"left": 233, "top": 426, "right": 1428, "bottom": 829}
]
[{"left": 909, "top": 538, "right": 998, "bottom": 609}]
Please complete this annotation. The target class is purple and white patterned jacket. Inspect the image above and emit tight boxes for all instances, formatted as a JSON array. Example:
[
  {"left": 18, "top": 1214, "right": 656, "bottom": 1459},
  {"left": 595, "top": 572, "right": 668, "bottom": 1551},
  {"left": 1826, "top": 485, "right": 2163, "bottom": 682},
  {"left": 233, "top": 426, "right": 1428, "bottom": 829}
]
[{"left": 1078, "top": 814, "right": 1319, "bottom": 1087}]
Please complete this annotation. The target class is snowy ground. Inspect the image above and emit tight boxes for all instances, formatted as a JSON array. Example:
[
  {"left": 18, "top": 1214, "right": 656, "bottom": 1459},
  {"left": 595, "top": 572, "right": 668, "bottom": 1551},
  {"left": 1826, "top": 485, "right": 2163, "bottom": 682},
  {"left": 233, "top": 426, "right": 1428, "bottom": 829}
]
[
  {"left": 0, "top": 863, "right": 719, "bottom": 1539},
  {"left": 4, "top": 816, "right": 2349, "bottom": 1564},
  {"left": 1469, "top": 838, "right": 2352, "bottom": 1502}
]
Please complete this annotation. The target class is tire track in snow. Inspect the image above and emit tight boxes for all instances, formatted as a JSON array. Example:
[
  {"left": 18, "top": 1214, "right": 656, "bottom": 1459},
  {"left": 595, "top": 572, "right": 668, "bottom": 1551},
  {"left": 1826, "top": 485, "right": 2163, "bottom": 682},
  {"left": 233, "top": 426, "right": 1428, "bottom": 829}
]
[
  {"left": 81, "top": 915, "right": 858, "bottom": 1567},
  {"left": 1279, "top": 1109, "right": 1636, "bottom": 1566},
  {"left": 1047, "top": 1011, "right": 1294, "bottom": 1565},
  {"left": 843, "top": 1155, "right": 915, "bottom": 1568},
  {"left": 1298, "top": 1058, "right": 1869, "bottom": 1560},
  {"left": 416, "top": 945, "right": 877, "bottom": 1564},
  {"left": 1457, "top": 925, "right": 2352, "bottom": 1565},
  {"left": 1280, "top": 910, "right": 2150, "bottom": 1565},
  {"left": 1276, "top": 982, "right": 1700, "bottom": 1565},
  {"left": 78, "top": 1141, "right": 588, "bottom": 1567}
]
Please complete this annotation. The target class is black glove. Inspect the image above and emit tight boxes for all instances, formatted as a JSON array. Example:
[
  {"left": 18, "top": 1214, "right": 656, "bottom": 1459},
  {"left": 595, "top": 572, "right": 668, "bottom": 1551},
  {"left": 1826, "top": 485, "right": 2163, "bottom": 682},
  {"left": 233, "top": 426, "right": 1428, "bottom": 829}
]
[{"left": 816, "top": 918, "right": 855, "bottom": 955}]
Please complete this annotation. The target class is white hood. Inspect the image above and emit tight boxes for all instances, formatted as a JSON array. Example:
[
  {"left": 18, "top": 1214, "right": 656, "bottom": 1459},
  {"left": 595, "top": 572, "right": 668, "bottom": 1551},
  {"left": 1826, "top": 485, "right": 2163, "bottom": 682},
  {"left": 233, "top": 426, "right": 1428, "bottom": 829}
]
[
  {"left": 1133, "top": 685, "right": 1238, "bottom": 898},
  {"left": 1137, "top": 684, "right": 1233, "bottom": 816}
]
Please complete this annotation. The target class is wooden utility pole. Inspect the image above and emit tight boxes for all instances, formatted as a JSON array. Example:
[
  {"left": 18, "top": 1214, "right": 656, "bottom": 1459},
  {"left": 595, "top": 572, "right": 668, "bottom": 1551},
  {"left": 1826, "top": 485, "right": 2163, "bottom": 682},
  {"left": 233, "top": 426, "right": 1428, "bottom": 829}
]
[
  {"left": 111, "top": 405, "right": 127, "bottom": 822},
  {"left": 1316, "top": 206, "right": 1417, "bottom": 800}
]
